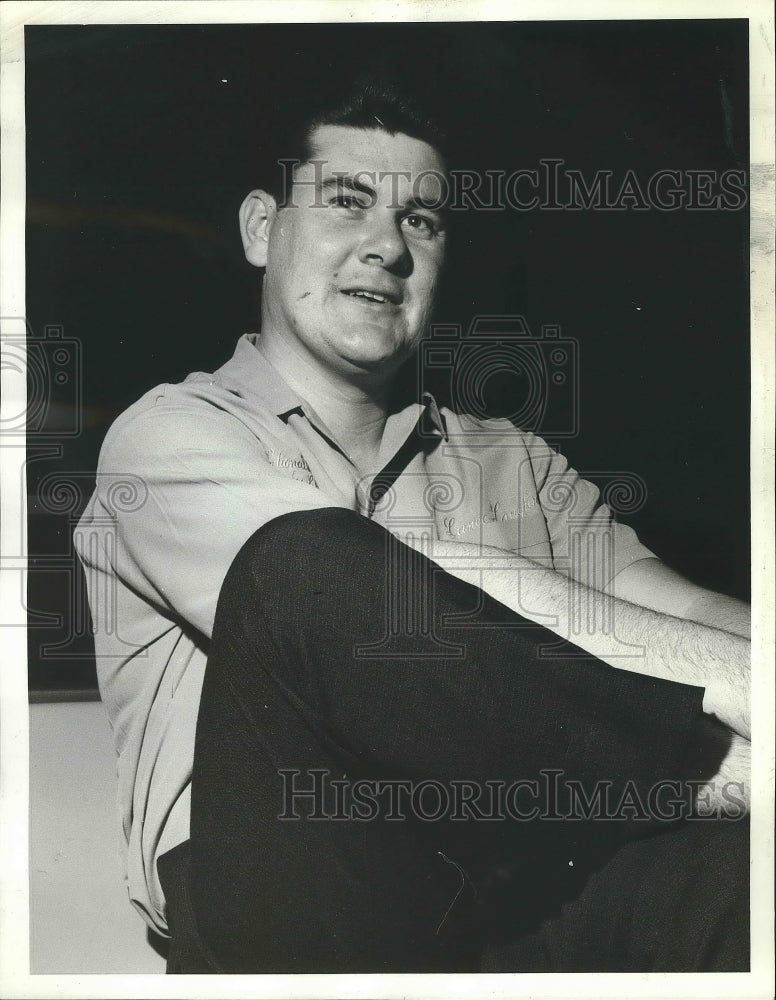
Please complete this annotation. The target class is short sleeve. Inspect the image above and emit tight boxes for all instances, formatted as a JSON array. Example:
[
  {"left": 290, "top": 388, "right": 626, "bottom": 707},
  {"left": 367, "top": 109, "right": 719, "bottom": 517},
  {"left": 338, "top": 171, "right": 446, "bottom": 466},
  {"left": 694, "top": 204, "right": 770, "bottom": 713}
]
[
  {"left": 94, "top": 404, "right": 347, "bottom": 638},
  {"left": 523, "top": 433, "right": 657, "bottom": 590}
]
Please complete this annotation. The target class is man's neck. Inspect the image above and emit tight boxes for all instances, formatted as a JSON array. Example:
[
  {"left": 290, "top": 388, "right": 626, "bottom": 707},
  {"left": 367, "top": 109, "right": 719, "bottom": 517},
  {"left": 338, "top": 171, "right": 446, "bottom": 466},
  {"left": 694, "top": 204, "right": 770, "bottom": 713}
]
[{"left": 256, "top": 331, "right": 396, "bottom": 472}]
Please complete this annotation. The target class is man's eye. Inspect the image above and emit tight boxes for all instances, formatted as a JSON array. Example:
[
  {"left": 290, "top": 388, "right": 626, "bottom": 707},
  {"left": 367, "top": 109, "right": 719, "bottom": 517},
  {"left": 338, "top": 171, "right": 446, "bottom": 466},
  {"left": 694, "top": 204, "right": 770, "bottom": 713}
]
[
  {"left": 401, "top": 213, "right": 436, "bottom": 238},
  {"left": 330, "top": 195, "right": 366, "bottom": 210}
]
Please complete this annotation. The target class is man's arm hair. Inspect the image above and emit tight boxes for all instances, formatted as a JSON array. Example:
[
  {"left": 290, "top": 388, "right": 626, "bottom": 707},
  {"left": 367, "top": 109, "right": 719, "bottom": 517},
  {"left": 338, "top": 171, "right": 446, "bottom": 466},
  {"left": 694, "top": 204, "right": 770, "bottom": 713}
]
[
  {"left": 404, "top": 535, "right": 751, "bottom": 740},
  {"left": 607, "top": 557, "right": 751, "bottom": 639}
]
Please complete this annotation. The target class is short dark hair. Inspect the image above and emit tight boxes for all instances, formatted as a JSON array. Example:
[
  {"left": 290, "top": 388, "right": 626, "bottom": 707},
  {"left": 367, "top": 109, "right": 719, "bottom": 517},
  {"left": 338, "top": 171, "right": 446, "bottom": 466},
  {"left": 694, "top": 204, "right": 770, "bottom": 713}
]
[{"left": 266, "top": 77, "right": 448, "bottom": 205}]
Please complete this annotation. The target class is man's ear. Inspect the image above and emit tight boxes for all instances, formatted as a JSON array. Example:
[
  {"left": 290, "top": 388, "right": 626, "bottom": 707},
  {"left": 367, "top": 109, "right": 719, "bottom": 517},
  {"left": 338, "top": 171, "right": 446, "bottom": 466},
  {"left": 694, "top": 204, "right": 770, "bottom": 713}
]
[{"left": 239, "top": 190, "right": 277, "bottom": 268}]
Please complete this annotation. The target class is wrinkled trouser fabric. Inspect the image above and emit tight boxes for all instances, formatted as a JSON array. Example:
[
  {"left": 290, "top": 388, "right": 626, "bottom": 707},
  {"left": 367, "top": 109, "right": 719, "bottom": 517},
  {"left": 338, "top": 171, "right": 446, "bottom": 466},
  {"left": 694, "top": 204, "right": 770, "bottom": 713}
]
[{"left": 159, "top": 508, "right": 748, "bottom": 973}]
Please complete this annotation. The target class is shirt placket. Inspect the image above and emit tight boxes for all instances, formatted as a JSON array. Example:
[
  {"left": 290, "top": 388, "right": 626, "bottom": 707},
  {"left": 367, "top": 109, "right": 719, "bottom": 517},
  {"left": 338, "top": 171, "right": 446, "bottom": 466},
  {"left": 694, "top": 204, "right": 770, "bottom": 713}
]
[{"left": 282, "top": 404, "right": 436, "bottom": 520}]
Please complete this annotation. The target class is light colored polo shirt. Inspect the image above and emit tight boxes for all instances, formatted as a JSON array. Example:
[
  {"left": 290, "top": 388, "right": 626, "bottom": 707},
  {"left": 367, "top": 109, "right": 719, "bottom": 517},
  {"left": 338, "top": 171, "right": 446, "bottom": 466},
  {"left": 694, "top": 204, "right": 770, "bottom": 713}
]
[{"left": 74, "top": 333, "right": 656, "bottom": 934}]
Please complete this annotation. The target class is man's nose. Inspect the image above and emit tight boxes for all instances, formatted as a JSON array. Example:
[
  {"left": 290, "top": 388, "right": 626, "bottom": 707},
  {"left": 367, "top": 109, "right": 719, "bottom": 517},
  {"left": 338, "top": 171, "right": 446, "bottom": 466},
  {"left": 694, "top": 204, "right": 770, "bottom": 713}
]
[{"left": 357, "top": 214, "right": 412, "bottom": 276}]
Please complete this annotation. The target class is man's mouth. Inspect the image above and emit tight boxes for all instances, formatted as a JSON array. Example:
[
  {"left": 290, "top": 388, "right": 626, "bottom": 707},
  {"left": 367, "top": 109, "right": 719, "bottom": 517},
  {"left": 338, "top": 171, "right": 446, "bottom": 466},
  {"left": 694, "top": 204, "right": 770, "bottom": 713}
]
[{"left": 341, "top": 288, "right": 401, "bottom": 305}]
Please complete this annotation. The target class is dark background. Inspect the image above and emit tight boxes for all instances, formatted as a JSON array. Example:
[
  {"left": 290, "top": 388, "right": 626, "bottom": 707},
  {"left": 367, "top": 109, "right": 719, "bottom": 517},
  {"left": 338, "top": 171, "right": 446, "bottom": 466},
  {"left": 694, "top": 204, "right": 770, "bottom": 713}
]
[{"left": 25, "top": 20, "right": 750, "bottom": 693}]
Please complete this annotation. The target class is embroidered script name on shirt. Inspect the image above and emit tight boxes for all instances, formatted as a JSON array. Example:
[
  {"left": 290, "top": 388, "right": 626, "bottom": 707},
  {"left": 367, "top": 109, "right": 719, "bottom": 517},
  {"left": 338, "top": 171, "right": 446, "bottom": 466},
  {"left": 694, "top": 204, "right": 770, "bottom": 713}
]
[
  {"left": 443, "top": 495, "right": 540, "bottom": 538},
  {"left": 265, "top": 447, "right": 317, "bottom": 485}
]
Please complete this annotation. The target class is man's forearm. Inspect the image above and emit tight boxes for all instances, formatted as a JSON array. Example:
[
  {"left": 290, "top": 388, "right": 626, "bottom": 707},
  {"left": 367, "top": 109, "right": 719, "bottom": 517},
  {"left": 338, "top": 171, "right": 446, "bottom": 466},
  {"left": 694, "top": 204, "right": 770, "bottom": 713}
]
[
  {"left": 607, "top": 557, "right": 751, "bottom": 639},
  {"left": 681, "top": 591, "right": 751, "bottom": 640},
  {"left": 407, "top": 535, "right": 751, "bottom": 740}
]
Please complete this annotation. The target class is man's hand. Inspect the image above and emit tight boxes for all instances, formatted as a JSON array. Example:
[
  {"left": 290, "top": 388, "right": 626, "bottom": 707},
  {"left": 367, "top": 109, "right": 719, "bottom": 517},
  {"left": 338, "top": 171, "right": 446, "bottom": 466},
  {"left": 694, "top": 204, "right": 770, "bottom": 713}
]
[
  {"left": 682, "top": 715, "right": 750, "bottom": 817},
  {"left": 401, "top": 533, "right": 751, "bottom": 741}
]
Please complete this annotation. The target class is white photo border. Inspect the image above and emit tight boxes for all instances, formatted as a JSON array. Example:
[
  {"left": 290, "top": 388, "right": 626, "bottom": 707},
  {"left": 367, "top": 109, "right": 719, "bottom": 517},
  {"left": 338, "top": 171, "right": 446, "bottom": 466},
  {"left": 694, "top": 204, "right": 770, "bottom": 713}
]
[{"left": 2, "top": 2, "right": 773, "bottom": 998}]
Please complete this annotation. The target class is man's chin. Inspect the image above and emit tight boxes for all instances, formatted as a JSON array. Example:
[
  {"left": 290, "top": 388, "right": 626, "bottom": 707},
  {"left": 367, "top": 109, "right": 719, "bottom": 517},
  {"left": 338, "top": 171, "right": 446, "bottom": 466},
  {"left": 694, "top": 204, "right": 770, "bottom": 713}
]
[
  {"left": 337, "top": 349, "right": 407, "bottom": 379},
  {"left": 330, "top": 333, "right": 414, "bottom": 376}
]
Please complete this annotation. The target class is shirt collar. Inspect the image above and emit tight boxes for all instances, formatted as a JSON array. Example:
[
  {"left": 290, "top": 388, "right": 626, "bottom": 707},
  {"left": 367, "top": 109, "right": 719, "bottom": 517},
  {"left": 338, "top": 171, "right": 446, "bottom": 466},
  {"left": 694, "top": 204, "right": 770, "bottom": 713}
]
[
  {"left": 216, "top": 333, "right": 304, "bottom": 417},
  {"left": 216, "top": 333, "right": 448, "bottom": 442}
]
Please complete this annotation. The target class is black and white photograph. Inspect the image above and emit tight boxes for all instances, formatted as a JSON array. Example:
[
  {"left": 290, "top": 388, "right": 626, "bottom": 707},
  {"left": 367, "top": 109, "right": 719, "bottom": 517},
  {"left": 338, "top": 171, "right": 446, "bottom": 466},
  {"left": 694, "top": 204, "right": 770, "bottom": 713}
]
[{"left": 1, "top": 1, "right": 773, "bottom": 996}]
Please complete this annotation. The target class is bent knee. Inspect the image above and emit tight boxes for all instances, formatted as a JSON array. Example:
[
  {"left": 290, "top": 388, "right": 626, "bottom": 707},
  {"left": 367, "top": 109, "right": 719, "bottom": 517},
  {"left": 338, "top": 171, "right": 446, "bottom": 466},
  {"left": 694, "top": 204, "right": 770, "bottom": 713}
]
[
  {"left": 239, "top": 507, "right": 380, "bottom": 566},
  {"left": 218, "top": 507, "right": 388, "bottom": 604},
  {"left": 252, "top": 507, "right": 370, "bottom": 551}
]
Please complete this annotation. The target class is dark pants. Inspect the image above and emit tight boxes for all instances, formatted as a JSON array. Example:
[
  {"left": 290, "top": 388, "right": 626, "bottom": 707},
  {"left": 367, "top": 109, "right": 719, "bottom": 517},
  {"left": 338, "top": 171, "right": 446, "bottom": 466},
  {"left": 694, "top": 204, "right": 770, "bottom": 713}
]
[{"left": 158, "top": 508, "right": 749, "bottom": 973}]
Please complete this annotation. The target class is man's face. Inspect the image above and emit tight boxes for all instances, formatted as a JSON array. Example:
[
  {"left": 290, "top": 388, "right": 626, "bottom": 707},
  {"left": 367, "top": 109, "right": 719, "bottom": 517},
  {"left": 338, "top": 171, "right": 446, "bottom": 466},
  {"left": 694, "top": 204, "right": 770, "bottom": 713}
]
[{"left": 258, "top": 124, "right": 447, "bottom": 380}]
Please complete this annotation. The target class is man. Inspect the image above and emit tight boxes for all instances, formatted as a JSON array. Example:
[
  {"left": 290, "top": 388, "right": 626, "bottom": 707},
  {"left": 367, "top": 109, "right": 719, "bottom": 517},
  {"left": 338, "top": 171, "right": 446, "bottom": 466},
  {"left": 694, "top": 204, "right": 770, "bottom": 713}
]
[{"left": 75, "top": 81, "right": 750, "bottom": 974}]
